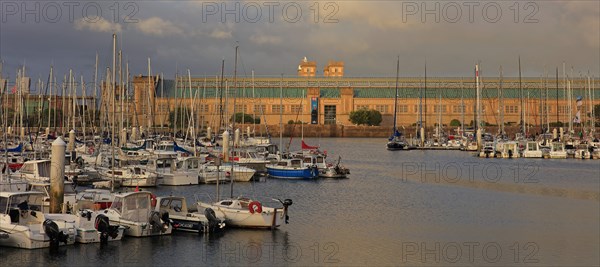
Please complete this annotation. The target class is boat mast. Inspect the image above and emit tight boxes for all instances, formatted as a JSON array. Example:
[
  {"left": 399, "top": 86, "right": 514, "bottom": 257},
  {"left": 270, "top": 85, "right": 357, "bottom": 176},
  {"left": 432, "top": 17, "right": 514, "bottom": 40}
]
[
  {"left": 476, "top": 64, "right": 481, "bottom": 131},
  {"left": 147, "top": 57, "right": 152, "bottom": 134},
  {"left": 555, "top": 67, "right": 559, "bottom": 128},
  {"left": 392, "top": 56, "right": 399, "bottom": 135},
  {"left": 217, "top": 59, "right": 225, "bottom": 135},
  {"left": 460, "top": 78, "right": 465, "bottom": 136},
  {"left": 48, "top": 66, "right": 53, "bottom": 131},
  {"left": 230, "top": 45, "right": 238, "bottom": 198},
  {"left": 279, "top": 74, "right": 283, "bottom": 155},
  {"left": 499, "top": 66, "right": 504, "bottom": 136},
  {"left": 518, "top": 57, "right": 524, "bottom": 136},
  {"left": 82, "top": 76, "right": 86, "bottom": 141},
  {"left": 94, "top": 53, "right": 98, "bottom": 134},
  {"left": 111, "top": 33, "right": 117, "bottom": 192}
]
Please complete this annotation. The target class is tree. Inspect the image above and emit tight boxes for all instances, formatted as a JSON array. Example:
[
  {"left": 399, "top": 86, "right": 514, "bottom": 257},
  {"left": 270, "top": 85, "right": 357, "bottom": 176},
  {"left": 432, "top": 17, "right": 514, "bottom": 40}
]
[
  {"left": 230, "top": 113, "right": 260, "bottom": 124},
  {"left": 349, "top": 109, "right": 382, "bottom": 126},
  {"left": 450, "top": 119, "right": 461, "bottom": 127}
]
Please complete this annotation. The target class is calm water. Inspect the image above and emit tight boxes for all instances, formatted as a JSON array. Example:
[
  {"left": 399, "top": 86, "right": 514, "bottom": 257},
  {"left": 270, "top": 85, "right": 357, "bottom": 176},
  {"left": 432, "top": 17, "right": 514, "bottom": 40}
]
[{"left": 2, "top": 138, "right": 599, "bottom": 266}]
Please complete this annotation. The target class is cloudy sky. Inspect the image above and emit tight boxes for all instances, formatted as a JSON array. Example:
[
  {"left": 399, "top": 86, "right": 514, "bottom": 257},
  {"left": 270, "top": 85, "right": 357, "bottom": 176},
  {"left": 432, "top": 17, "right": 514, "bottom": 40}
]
[{"left": 1, "top": 1, "right": 598, "bottom": 86}]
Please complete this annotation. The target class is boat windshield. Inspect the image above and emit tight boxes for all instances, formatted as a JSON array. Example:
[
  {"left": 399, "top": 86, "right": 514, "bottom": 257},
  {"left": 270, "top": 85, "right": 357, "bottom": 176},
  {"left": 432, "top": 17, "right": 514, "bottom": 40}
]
[
  {"left": 8, "top": 194, "right": 44, "bottom": 211},
  {"left": 0, "top": 197, "right": 7, "bottom": 214},
  {"left": 527, "top": 142, "right": 538, "bottom": 150}
]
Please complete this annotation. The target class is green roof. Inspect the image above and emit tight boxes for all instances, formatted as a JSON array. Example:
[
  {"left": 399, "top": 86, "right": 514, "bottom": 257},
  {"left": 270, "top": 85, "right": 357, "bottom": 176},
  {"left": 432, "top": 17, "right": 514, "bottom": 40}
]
[{"left": 157, "top": 78, "right": 599, "bottom": 100}]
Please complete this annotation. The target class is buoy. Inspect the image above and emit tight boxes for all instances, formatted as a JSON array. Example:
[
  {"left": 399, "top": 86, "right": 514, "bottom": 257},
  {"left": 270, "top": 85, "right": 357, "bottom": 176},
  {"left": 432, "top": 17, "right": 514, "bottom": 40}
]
[{"left": 248, "top": 201, "right": 262, "bottom": 213}]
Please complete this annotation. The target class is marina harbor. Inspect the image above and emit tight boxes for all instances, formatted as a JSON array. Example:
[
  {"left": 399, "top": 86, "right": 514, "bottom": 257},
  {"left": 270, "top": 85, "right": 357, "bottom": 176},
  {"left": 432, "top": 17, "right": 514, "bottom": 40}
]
[{"left": 1, "top": 1, "right": 599, "bottom": 265}]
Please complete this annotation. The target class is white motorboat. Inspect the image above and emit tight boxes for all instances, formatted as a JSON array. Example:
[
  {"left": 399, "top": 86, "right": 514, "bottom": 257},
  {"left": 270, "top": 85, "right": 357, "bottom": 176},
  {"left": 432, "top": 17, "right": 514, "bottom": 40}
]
[
  {"left": 75, "top": 189, "right": 116, "bottom": 210},
  {"left": 29, "top": 181, "right": 77, "bottom": 213},
  {"left": 99, "top": 166, "right": 158, "bottom": 187},
  {"left": 548, "top": 142, "right": 568, "bottom": 159},
  {"left": 0, "top": 191, "right": 76, "bottom": 249},
  {"left": 574, "top": 144, "right": 592, "bottom": 159},
  {"left": 478, "top": 142, "right": 496, "bottom": 158},
  {"left": 149, "top": 152, "right": 200, "bottom": 186},
  {"left": 155, "top": 196, "right": 225, "bottom": 233},
  {"left": 9, "top": 160, "right": 51, "bottom": 183},
  {"left": 102, "top": 191, "right": 172, "bottom": 237},
  {"left": 522, "top": 141, "right": 543, "bottom": 158},
  {"left": 70, "top": 210, "right": 125, "bottom": 244},
  {"left": 198, "top": 164, "right": 230, "bottom": 184},
  {"left": 496, "top": 141, "right": 519, "bottom": 158},
  {"left": 196, "top": 197, "right": 292, "bottom": 229},
  {"left": 232, "top": 149, "right": 270, "bottom": 172},
  {"left": 207, "top": 162, "right": 256, "bottom": 182}
]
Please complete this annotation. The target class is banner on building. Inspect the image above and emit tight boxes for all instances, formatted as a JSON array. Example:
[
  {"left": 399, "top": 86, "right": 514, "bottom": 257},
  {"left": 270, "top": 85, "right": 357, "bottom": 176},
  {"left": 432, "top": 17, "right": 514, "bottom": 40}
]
[{"left": 311, "top": 97, "right": 318, "bottom": 124}]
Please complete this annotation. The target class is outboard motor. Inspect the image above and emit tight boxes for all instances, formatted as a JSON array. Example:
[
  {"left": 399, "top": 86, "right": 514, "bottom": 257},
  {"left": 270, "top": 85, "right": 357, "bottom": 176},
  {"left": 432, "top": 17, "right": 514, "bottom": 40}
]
[
  {"left": 281, "top": 199, "right": 293, "bottom": 224},
  {"left": 95, "top": 214, "right": 119, "bottom": 244},
  {"left": 508, "top": 149, "right": 513, "bottom": 158},
  {"left": 149, "top": 211, "right": 166, "bottom": 233},
  {"left": 204, "top": 208, "right": 223, "bottom": 232},
  {"left": 160, "top": 211, "right": 172, "bottom": 232},
  {"left": 43, "top": 219, "right": 69, "bottom": 251}
]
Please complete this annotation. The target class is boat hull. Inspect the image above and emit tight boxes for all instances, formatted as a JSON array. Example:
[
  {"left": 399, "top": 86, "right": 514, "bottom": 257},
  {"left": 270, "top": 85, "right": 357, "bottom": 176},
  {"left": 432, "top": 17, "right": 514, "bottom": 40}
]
[
  {"left": 197, "top": 204, "right": 285, "bottom": 228},
  {"left": 160, "top": 173, "right": 199, "bottom": 186},
  {"left": 266, "top": 166, "right": 317, "bottom": 179}
]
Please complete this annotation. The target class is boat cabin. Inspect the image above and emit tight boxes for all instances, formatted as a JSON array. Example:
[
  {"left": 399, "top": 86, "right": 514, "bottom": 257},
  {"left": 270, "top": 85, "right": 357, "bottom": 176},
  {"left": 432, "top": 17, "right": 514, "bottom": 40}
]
[{"left": 0, "top": 191, "right": 45, "bottom": 223}]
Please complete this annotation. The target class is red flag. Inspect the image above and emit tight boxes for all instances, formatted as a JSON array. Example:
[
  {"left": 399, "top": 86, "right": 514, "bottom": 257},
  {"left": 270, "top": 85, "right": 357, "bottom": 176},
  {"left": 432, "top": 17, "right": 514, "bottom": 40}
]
[
  {"left": 301, "top": 140, "right": 318, "bottom": 150},
  {"left": 10, "top": 84, "right": 16, "bottom": 94}
]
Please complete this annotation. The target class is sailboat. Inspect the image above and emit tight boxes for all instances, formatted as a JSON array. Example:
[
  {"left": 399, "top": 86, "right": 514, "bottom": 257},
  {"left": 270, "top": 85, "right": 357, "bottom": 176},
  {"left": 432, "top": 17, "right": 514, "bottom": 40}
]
[
  {"left": 196, "top": 46, "right": 293, "bottom": 229},
  {"left": 387, "top": 56, "right": 407, "bottom": 150}
]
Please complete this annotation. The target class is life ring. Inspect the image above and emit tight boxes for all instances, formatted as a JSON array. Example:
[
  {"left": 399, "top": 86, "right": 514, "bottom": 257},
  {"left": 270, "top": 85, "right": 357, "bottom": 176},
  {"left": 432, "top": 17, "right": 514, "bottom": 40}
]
[
  {"left": 88, "top": 146, "right": 95, "bottom": 154},
  {"left": 248, "top": 201, "right": 262, "bottom": 214},
  {"left": 151, "top": 194, "right": 157, "bottom": 208}
]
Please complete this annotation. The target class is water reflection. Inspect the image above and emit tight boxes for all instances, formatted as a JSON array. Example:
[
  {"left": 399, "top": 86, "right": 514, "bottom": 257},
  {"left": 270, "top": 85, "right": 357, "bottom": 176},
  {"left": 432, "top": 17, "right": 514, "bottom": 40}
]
[{"left": 1, "top": 138, "right": 598, "bottom": 266}]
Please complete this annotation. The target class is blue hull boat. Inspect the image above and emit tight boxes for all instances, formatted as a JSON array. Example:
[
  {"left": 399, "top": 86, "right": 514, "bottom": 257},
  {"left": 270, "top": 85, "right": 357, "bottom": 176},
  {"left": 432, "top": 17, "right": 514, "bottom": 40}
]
[{"left": 266, "top": 166, "right": 318, "bottom": 179}]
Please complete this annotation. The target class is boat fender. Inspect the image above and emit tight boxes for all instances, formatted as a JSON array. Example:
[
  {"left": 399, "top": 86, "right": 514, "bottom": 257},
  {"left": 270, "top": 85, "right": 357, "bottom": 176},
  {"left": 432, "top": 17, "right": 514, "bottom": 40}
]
[
  {"left": 150, "top": 194, "right": 157, "bottom": 208},
  {"left": 249, "top": 201, "right": 262, "bottom": 213}
]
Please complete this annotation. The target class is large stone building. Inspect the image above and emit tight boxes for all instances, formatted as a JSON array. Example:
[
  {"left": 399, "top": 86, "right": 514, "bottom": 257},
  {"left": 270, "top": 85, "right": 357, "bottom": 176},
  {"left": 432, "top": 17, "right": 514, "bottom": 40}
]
[{"left": 129, "top": 75, "right": 600, "bottom": 131}]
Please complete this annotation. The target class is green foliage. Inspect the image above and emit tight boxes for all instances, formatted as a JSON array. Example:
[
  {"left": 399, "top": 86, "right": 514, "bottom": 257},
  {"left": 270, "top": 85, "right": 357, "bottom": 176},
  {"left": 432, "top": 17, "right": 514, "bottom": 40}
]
[
  {"left": 349, "top": 109, "right": 382, "bottom": 126},
  {"left": 449, "top": 119, "right": 461, "bottom": 127},
  {"left": 230, "top": 113, "right": 260, "bottom": 124}
]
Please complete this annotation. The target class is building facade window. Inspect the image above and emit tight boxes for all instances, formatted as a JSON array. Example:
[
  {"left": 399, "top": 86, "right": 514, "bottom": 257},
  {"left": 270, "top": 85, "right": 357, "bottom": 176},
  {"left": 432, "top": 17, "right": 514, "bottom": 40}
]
[
  {"left": 414, "top": 105, "right": 428, "bottom": 113},
  {"left": 558, "top": 106, "right": 569, "bottom": 114},
  {"left": 291, "top": 104, "right": 302, "bottom": 113},
  {"left": 272, "top": 105, "right": 284, "bottom": 113},
  {"left": 199, "top": 104, "right": 210, "bottom": 113},
  {"left": 505, "top": 105, "right": 519, "bottom": 114},
  {"left": 234, "top": 104, "right": 246, "bottom": 113},
  {"left": 434, "top": 105, "right": 447, "bottom": 113},
  {"left": 254, "top": 104, "right": 266, "bottom": 114},
  {"left": 375, "top": 105, "right": 388, "bottom": 113},
  {"left": 397, "top": 105, "right": 408, "bottom": 113},
  {"left": 453, "top": 105, "right": 465, "bottom": 113},
  {"left": 355, "top": 105, "right": 369, "bottom": 110}
]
